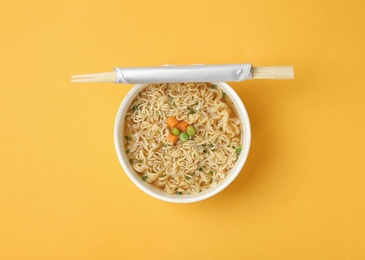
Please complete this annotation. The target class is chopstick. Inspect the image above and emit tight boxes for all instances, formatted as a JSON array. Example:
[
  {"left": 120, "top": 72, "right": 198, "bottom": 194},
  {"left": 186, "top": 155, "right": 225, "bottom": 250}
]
[
  {"left": 71, "top": 66, "right": 294, "bottom": 83},
  {"left": 251, "top": 66, "right": 294, "bottom": 79},
  {"left": 71, "top": 72, "right": 116, "bottom": 82}
]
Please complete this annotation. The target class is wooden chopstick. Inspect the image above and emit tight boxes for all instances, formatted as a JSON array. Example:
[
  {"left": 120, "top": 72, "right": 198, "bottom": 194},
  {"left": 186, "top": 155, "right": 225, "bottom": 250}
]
[
  {"left": 71, "top": 72, "right": 116, "bottom": 82},
  {"left": 251, "top": 66, "right": 294, "bottom": 79},
  {"left": 71, "top": 72, "right": 116, "bottom": 79}
]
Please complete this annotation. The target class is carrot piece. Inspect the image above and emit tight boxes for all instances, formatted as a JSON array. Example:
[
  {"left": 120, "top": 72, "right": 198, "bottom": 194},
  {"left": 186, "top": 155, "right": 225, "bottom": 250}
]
[
  {"left": 166, "top": 117, "right": 179, "bottom": 129},
  {"left": 167, "top": 134, "right": 179, "bottom": 144},
  {"left": 176, "top": 121, "right": 189, "bottom": 132}
]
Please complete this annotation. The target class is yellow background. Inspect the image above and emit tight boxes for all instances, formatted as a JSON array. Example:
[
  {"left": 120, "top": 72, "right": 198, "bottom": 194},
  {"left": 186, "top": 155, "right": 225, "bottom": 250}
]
[{"left": 1, "top": 0, "right": 365, "bottom": 259}]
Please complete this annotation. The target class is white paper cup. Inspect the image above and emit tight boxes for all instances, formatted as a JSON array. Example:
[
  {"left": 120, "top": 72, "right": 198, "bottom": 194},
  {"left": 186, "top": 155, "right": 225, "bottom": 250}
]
[{"left": 114, "top": 82, "right": 251, "bottom": 203}]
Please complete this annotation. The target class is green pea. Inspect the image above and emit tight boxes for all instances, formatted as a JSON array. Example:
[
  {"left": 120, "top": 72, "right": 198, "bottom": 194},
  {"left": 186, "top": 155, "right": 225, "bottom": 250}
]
[
  {"left": 171, "top": 127, "right": 180, "bottom": 136},
  {"left": 180, "top": 132, "right": 189, "bottom": 141},
  {"left": 186, "top": 125, "right": 196, "bottom": 136}
]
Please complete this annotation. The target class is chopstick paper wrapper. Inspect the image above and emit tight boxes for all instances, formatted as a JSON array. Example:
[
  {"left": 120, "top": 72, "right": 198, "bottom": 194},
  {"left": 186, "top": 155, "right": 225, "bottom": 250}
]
[
  {"left": 114, "top": 64, "right": 252, "bottom": 84},
  {"left": 71, "top": 64, "right": 294, "bottom": 83}
]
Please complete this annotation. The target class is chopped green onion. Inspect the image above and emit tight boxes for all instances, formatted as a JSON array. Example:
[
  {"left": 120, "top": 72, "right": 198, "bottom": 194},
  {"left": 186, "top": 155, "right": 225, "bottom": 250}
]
[
  {"left": 176, "top": 191, "right": 183, "bottom": 195},
  {"left": 236, "top": 145, "right": 242, "bottom": 155},
  {"left": 203, "top": 150, "right": 207, "bottom": 153},
  {"left": 129, "top": 159, "right": 133, "bottom": 164},
  {"left": 211, "top": 84, "right": 217, "bottom": 89},
  {"left": 132, "top": 105, "right": 139, "bottom": 112},
  {"left": 188, "top": 110, "right": 196, "bottom": 114},
  {"left": 209, "top": 171, "right": 213, "bottom": 175},
  {"left": 198, "top": 167, "right": 203, "bottom": 171},
  {"left": 124, "top": 136, "right": 130, "bottom": 141},
  {"left": 142, "top": 176, "right": 147, "bottom": 181},
  {"left": 222, "top": 92, "right": 226, "bottom": 98},
  {"left": 232, "top": 146, "right": 236, "bottom": 149},
  {"left": 186, "top": 176, "right": 191, "bottom": 180},
  {"left": 162, "top": 143, "right": 170, "bottom": 147},
  {"left": 195, "top": 101, "right": 199, "bottom": 105},
  {"left": 126, "top": 149, "right": 130, "bottom": 154}
]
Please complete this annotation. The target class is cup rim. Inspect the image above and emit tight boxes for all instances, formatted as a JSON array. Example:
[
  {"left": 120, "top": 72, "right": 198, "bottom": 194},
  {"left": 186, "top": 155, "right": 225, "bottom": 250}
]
[{"left": 114, "top": 82, "right": 251, "bottom": 203}]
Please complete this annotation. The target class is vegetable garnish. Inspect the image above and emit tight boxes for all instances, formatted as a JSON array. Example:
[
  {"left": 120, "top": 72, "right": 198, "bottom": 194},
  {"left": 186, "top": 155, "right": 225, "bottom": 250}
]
[
  {"left": 171, "top": 127, "right": 181, "bottom": 136},
  {"left": 211, "top": 84, "right": 217, "bottom": 89},
  {"left": 126, "top": 149, "right": 130, "bottom": 154},
  {"left": 186, "top": 125, "right": 196, "bottom": 136},
  {"left": 168, "top": 134, "right": 179, "bottom": 144},
  {"left": 201, "top": 145, "right": 206, "bottom": 152},
  {"left": 124, "top": 136, "right": 130, "bottom": 141},
  {"left": 129, "top": 159, "right": 133, "bottom": 164},
  {"left": 132, "top": 104, "right": 139, "bottom": 112},
  {"left": 236, "top": 145, "right": 242, "bottom": 155},
  {"left": 166, "top": 117, "right": 197, "bottom": 144},
  {"left": 176, "top": 121, "right": 189, "bottom": 132},
  {"left": 179, "top": 132, "right": 189, "bottom": 142},
  {"left": 209, "top": 171, "right": 213, "bottom": 175},
  {"left": 176, "top": 191, "right": 183, "bottom": 195},
  {"left": 222, "top": 92, "right": 227, "bottom": 99},
  {"left": 198, "top": 167, "right": 203, "bottom": 171},
  {"left": 142, "top": 176, "right": 147, "bottom": 181},
  {"left": 167, "top": 117, "right": 179, "bottom": 129},
  {"left": 188, "top": 110, "right": 196, "bottom": 114}
]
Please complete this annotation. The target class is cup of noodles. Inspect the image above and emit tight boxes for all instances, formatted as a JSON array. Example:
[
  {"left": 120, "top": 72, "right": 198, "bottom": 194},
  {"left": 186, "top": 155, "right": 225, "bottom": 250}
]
[{"left": 114, "top": 82, "right": 251, "bottom": 203}]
